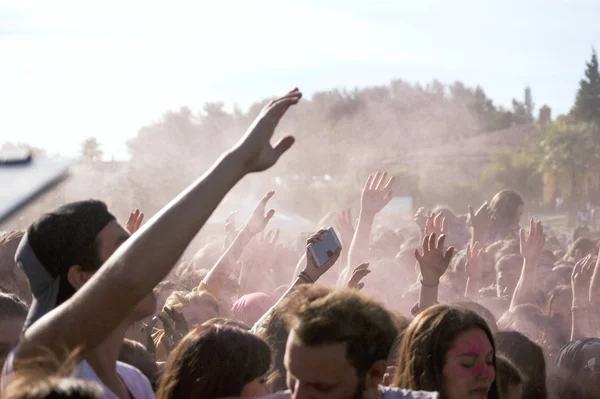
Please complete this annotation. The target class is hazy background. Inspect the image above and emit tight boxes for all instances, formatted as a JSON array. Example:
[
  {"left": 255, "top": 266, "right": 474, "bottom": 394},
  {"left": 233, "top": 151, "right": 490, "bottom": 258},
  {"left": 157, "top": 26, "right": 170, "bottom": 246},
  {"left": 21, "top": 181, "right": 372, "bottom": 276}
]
[{"left": 2, "top": 0, "right": 598, "bottom": 160}]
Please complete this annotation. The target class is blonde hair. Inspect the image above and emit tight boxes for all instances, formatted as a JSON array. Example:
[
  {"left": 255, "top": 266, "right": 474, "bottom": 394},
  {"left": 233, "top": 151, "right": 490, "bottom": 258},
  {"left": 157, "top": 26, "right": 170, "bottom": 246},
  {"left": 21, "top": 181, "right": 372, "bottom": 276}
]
[{"left": 163, "top": 290, "right": 218, "bottom": 313}]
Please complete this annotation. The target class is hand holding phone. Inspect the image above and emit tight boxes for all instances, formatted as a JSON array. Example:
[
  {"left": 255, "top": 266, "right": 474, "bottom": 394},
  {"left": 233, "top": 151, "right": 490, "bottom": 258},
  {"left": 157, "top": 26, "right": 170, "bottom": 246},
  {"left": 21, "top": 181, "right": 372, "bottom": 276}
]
[{"left": 303, "top": 227, "right": 342, "bottom": 282}]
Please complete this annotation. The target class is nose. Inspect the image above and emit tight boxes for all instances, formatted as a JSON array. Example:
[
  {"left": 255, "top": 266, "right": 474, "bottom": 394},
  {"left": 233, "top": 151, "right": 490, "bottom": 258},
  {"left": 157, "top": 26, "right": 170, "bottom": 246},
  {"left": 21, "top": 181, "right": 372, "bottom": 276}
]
[{"left": 478, "top": 364, "right": 496, "bottom": 380}]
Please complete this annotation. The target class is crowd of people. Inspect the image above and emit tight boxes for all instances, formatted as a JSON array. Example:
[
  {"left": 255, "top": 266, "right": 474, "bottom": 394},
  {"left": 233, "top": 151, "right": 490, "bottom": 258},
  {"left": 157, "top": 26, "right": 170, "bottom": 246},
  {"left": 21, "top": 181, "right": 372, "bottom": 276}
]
[{"left": 1, "top": 88, "right": 600, "bottom": 398}]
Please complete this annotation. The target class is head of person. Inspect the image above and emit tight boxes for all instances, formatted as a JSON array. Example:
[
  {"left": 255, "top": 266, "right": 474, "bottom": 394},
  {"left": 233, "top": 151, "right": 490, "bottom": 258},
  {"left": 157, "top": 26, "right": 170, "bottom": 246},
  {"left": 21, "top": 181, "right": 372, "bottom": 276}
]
[
  {"left": 15, "top": 201, "right": 156, "bottom": 331},
  {"left": 495, "top": 254, "right": 523, "bottom": 299},
  {"left": 0, "top": 231, "right": 31, "bottom": 303},
  {"left": 231, "top": 292, "right": 274, "bottom": 327},
  {"left": 118, "top": 339, "right": 159, "bottom": 389},
  {"left": 557, "top": 338, "right": 600, "bottom": 386},
  {"left": 495, "top": 356, "right": 523, "bottom": 399},
  {"left": 394, "top": 304, "right": 498, "bottom": 399},
  {"left": 489, "top": 190, "right": 525, "bottom": 237},
  {"left": 546, "top": 285, "right": 572, "bottom": 341},
  {"left": 3, "top": 376, "right": 103, "bottom": 399},
  {"left": 572, "top": 226, "right": 591, "bottom": 243},
  {"left": 162, "top": 290, "right": 219, "bottom": 328},
  {"left": 0, "top": 293, "right": 28, "bottom": 368},
  {"left": 494, "top": 331, "right": 547, "bottom": 399},
  {"left": 284, "top": 289, "right": 397, "bottom": 399},
  {"left": 538, "top": 250, "right": 558, "bottom": 269},
  {"left": 258, "top": 285, "right": 332, "bottom": 393},
  {"left": 567, "top": 237, "right": 597, "bottom": 262},
  {"left": 453, "top": 301, "right": 498, "bottom": 333},
  {"left": 157, "top": 324, "right": 271, "bottom": 399}
]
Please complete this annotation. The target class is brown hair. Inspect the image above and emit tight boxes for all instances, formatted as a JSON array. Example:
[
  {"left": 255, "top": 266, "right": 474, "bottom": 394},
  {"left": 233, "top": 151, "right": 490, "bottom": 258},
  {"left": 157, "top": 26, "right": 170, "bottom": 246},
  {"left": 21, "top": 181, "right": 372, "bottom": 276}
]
[
  {"left": 162, "top": 290, "right": 219, "bottom": 314},
  {"left": 119, "top": 339, "right": 159, "bottom": 389},
  {"left": 488, "top": 190, "right": 525, "bottom": 241},
  {"left": 495, "top": 355, "right": 523, "bottom": 399},
  {"left": 393, "top": 304, "right": 499, "bottom": 398},
  {"left": 289, "top": 289, "right": 398, "bottom": 376},
  {"left": 258, "top": 284, "right": 331, "bottom": 392},
  {"left": 157, "top": 324, "right": 270, "bottom": 399}
]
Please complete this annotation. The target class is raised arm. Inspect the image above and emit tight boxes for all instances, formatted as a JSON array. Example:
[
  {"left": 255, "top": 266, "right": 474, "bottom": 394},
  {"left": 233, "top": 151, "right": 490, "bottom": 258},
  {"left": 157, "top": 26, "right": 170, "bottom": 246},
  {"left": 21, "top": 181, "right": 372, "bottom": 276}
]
[
  {"left": 413, "top": 232, "right": 454, "bottom": 314},
  {"left": 464, "top": 242, "right": 483, "bottom": 298},
  {"left": 20, "top": 88, "right": 302, "bottom": 357},
  {"left": 201, "top": 191, "right": 276, "bottom": 297},
  {"left": 468, "top": 203, "right": 492, "bottom": 246},
  {"left": 589, "top": 247, "right": 600, "bottom": 309},
  {"left": 510, "top": 219, "right": 545, "bottom": 309},
  {"left": 344, "top": 171, "right": 394, "bottom": 284},
  {"left": 571, "top": 255, "right": 595, "bottom": 340},
  {"left": 252, "top": 229, "right": 341, "bottom": 333}
]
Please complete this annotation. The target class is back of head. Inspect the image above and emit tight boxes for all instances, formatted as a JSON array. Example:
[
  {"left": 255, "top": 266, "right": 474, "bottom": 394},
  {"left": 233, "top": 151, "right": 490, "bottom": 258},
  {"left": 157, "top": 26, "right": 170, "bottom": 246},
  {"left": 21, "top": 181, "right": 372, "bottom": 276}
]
[
  {"left": 4, "top": 377, "right": 103, "bottom": 399},
  {"left": 258, "top": 285, "right": 331, "bottom": 392},
  {"left": 119, "top": 339, "right": 158, "bottom": 389},
  {"left": 556, "top": 338, "right": 600, "bottom": 375},
  {"left": 16, "top": 200, "right": 116, "bottom": 330},
  {"left": 231, "top": 292, "right": 274, "bottom": 327},
  {"left": 490, "top": 190, "right": 524, "bottom": 229},
  {"left": 157, "top": 324, "right": 270, "bottom": 399},
  {"left": 494, "top": 331, "right": 547, "bottom": 399},
  {"left": 568, "top": 237, "right": 597, "bottom": 260},
  {"left": 572, "top": 226, "right": 591, "bottom": 243},
  {"left": 495, "top": 356, "right": 523, "bottom": 399},
  {"left": 0, "top": 292, "right": 28, "bottom": 321},
  {"left": 453, "top": 301, "right": 498, "bottom": 333},
  {"left": 288, "top": 288, "right": 397, "bottom": 376},
  {"left": 394, "top": 304, "right": 496, "bottom": 394}
]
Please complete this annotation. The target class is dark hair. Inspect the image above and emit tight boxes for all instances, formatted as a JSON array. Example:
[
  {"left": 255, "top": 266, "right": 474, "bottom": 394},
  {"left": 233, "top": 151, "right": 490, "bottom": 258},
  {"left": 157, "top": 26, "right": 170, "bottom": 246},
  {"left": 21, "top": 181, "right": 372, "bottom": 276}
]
[
  {"left": 258, "top": 285, "right": 331, "bottom": 392},
  {"left": 546, "top": 285, "right": 572, "bottom": 317},
  {"left": 289, "top": 289, "right": 397, "bottom": 376},
  {"left": 568, "top": 237, "right": 597, "bottom": 260},
  {"left": 556, "top": 338, "right": 600, "bottom": 374},
  {"left": 119, "top": 339, "right": 158, "bottom": 389},
  {"left": 394, "top": 304, "right": 499, "bottom": 398},
  {"left": 572, "top": 226, "right": 591, "bottom": 243},
  {"left": 3, "top": 377, "right": 103, "bottom": 399},
  {"left": 157, "top": 325, "right": 270, "bottom": 399},
  {"left": 495, "top": 355, "right": 523, "bottom": 398},
  {"left": 494, "top": 331, "right": 547, "bottom": 399},
  {"left": 0, "top": 292, "right": 28, "bottom": 320}
]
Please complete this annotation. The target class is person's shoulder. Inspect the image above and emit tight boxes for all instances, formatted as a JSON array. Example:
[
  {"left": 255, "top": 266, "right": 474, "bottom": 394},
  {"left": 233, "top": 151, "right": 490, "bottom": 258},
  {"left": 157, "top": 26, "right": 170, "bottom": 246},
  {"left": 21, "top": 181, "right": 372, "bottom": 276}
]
[
  {"left": 116, "top": 361, "right": 155, "bottom": 398},
  {"left": 380, "top": 386, "right": 440, "bottom": 399}
]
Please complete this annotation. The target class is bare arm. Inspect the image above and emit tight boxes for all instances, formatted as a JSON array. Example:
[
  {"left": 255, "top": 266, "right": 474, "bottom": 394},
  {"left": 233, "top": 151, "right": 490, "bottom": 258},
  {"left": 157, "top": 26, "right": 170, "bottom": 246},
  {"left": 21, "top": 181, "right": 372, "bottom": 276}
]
[
  {"left": 202, "top": 191, "right": 276, "bottom": 296},
  {"left": 510, "top": 220, "right": 544, "bottom": 310},
  {"left": 252, "top": 229, "right": 341, "bottom": 333},
  {"left": 344, "top": 172, "right": 394, "bottom": 285},
  {"left": 572, "top": 255, "right": 594, "bottom": 340},
  {"left": 464, "top": 242, "right": 483, "bottom": 298},
  {"left": 414, "top": 232, "right": 454, "bottom": 313},
  {"left": 19, "top": 89, "right": 302, "bottom": 358},
  {"left": 589, "top": 247, "right": 600, "bottom": 308}
]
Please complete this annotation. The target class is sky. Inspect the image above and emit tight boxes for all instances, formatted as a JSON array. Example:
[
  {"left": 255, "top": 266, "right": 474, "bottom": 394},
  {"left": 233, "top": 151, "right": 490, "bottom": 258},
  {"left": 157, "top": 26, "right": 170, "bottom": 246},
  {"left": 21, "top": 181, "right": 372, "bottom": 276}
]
[{"left": 1, "top": 0, "right": 598, "bottom": 160}]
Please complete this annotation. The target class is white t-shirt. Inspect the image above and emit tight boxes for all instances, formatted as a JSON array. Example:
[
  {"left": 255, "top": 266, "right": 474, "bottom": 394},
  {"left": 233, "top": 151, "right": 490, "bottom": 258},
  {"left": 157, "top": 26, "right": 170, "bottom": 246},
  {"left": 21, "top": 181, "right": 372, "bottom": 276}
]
[
  {"left": 2, "top": 351, "right": 156, "bottom": 399},
  {"left": 258, "top": 387, "right": 439, "bottom": 399}
]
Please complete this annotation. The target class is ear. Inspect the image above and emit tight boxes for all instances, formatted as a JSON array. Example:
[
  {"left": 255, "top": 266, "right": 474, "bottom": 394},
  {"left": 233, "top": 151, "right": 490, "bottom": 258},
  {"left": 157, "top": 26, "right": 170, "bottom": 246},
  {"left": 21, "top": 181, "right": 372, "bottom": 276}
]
[
  {"left": 66, "top": 265, "right": 93, "bottom": 290},
  {"left": 365, "top": 360, "right": 388, "bottom": 388}
]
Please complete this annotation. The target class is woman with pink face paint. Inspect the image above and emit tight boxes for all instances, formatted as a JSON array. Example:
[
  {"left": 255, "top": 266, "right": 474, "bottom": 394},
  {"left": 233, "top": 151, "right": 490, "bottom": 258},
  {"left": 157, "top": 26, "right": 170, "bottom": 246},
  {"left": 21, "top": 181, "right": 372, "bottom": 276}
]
[{"left": 393, "top": 304, "right": 500, "bottom": 399}]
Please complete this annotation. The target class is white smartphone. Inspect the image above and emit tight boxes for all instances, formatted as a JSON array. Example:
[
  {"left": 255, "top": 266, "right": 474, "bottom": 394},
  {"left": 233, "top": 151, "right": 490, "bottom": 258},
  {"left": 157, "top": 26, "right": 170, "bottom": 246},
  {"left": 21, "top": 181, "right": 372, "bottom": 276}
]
[{"left": 308, "top": 227, "right": 342, "bottom": 268}]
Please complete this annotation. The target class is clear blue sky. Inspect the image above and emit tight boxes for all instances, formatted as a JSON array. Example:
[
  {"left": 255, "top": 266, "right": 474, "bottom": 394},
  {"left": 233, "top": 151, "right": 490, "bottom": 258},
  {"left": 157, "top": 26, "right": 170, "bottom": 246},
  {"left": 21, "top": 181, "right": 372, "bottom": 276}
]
[{"left": 1, "top": 0, "right": 598, "bottom": 159}]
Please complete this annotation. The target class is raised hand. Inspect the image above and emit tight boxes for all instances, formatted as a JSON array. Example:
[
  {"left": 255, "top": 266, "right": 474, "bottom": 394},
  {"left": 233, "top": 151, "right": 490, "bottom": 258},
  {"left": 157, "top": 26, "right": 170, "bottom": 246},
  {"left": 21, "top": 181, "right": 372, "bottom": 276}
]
[
  {"left": 465, "top": 242, "right": 483, "bottom": 281},
  {"left": 424, "top": 212, "right": 447, "bottom": 237},
  {"left": 468, "top": 203, "right": 493, "bottom": 235},
  {"left": 414, "top": 233, "right": 454, "bottom": 286},
  {"left": 223, "top": 211, "right": 239, "bottom": 248},
  {"left": 347, "top": 263, "right": 370, "bottom": 290},
  {"left": 125, "top": 209, "right": 144, "bottom": 235},
  {"left": 572, "top": 254, "right": 595, "bottom": 306},
  {"left": 360, "top": 171, "right": 395, "bottom": 216},
  {"left": 520, "top": 219, "right": 545, "bottom": 262},
  {"left": 336, "top": 208, "right": 355, "bottom": 246},
  {"left": 303, "top": 229, "right": 342, "bottom": 283},
  {"left": 413, "top": 207, "right": 429, "bottom": 232},
  {"left": 244, "top": 191, "right": 275, "bottom": 235},
  {"left": 233, "top": 88, "right": 302, "bottom": 173}
]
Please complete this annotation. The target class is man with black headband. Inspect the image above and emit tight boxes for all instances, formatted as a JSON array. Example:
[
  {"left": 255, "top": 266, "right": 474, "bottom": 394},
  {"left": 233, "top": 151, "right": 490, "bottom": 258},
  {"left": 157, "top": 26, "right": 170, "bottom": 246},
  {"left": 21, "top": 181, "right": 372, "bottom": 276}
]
[{"left": 1, "top": 88, "right": 303, "bottom": 399}]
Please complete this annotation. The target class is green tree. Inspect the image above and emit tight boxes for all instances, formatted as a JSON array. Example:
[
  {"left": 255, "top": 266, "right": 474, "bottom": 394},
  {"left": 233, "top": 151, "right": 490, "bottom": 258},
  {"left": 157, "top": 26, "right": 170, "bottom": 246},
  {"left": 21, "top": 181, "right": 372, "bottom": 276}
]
[
  {"left": 81, "top": 137, "right": 102, "bottom": 162},
  {"left": 537, "top": 121, "right": 600, "bottom": 224},
  {"left": 571, "top": 50, "right": 600, "bottom": 126}
]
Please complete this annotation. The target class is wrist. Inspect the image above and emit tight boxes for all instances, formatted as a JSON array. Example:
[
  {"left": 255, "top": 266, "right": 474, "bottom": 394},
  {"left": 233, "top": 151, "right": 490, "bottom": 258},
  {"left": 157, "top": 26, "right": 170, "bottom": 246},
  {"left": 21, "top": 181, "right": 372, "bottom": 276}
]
[
  {"left": 572, "top": 298, "right": 591, "bottom": 308},
  {"left": 420, "top": 276, "right": 440, "bottom": 287}
]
